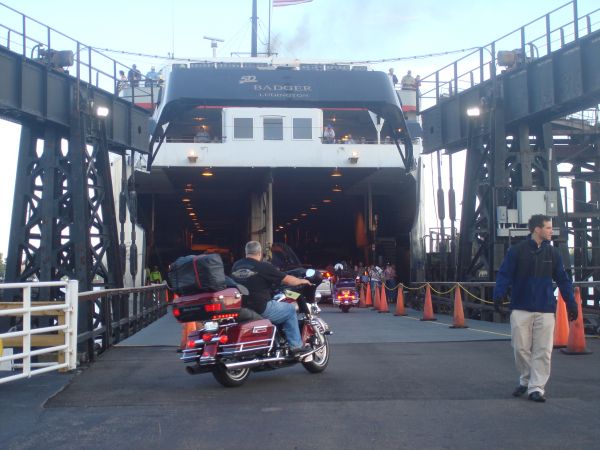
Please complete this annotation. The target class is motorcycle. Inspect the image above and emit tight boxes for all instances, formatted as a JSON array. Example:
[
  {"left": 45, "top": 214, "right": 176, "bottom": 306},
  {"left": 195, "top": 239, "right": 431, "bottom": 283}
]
[
  {"left": 332, "top": 277, "right": 359, "bottom": 313},
  {"left": 171, "top": 268, "right": 332, "bottom": 387}
]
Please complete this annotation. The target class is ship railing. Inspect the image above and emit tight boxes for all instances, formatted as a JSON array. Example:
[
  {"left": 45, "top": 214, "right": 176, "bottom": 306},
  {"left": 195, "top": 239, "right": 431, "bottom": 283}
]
[{"left": 418, "top": 1, "right": 600, "bottom": 111}]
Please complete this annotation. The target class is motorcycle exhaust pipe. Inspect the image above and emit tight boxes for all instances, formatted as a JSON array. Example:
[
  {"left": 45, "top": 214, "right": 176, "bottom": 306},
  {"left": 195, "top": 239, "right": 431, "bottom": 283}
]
[{"left": 224, "top": 355, "right": 287, "bottom": 370}]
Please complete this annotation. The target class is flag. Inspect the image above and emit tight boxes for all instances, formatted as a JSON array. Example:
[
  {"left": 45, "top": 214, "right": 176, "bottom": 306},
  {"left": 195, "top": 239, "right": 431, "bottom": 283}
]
[{"left": 273, "top": 0, "right": 312, "bottom": 7}]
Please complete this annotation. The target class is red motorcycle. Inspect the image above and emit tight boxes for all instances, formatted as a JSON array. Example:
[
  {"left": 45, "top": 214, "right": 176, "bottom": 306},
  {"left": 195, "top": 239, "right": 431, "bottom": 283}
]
[
  {"left": 333, "top": 278, "right": 359, "bottom": 313},
  {"left": 172, "top": 269, "right": 331, "bottom": 387}
]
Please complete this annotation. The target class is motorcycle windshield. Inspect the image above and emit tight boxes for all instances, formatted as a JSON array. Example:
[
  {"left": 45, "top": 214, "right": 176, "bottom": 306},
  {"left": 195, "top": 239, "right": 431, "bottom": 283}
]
[{"left": 270, "top": 242, "right": 302, "bottom": 270}]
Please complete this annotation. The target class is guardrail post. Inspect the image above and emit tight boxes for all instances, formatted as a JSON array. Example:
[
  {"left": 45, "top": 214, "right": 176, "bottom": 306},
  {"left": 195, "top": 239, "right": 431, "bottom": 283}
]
[
  {"left": 67, "top": 280, "right": 78, "bottom": 370},
  {"left": 22, "top": 285, "right": 31, "bottom": 378}
]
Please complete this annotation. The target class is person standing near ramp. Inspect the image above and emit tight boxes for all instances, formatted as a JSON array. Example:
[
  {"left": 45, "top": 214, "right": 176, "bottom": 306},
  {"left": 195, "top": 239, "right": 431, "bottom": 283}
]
[{"left": 493, "top": 214, "right": 578, "bottom": 402}]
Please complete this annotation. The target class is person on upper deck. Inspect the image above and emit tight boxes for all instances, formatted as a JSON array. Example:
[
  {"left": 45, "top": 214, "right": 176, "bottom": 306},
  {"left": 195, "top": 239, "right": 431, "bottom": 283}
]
[
  {"left": 145, "top": 66, "right": 159, "bottom": 86},
  {"left": 128, "top": 64, "right": 142, "bottom": 87},
  {"left": 401, "top": 70, "right": 416, "bottom": 90},
  {"left": 388, "top": 68, "right": 398, "bottom": 86}
]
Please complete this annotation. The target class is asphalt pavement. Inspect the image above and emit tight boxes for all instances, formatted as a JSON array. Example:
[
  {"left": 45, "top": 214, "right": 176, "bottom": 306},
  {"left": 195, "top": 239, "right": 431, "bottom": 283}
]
[{"left": 1, "top": 305, "right": 599, "bottom": 449}]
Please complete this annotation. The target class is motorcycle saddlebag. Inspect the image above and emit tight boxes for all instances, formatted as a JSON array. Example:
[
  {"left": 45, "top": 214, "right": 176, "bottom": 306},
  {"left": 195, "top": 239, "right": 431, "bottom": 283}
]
[
  {"left": 168, "top": 254, "right": 226, "bottom": 295},
  {"left": 172, "top": 288, "right": 243, "bottom": 322}
]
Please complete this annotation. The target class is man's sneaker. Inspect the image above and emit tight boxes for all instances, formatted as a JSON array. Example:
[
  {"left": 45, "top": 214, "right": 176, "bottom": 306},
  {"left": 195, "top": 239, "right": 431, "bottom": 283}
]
[
  {"left": 528, "top": 391, "right": 546, "bottom": 403},
  {"left": 291, "top": 345, "right": 312, "bottom": 357},
  {"left": 512, "top": 385, "right": 527, "bottom": 397}
]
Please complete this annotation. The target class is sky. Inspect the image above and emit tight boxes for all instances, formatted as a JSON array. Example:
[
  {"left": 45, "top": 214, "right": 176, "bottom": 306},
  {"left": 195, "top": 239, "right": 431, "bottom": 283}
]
[{"left": 0, "top": 0, "right": 598, "bottom": 256}]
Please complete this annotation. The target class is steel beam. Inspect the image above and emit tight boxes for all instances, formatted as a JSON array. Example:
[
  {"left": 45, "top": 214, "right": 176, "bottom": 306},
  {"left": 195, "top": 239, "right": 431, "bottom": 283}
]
[{"left": 422, "top": 29, "right": 600, "bottom": 154}]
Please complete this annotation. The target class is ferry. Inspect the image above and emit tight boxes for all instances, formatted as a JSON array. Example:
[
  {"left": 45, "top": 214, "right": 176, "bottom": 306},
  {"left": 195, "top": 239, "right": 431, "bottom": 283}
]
[{"left": 120, "top": 58, "right": 425, "bottom": 282}]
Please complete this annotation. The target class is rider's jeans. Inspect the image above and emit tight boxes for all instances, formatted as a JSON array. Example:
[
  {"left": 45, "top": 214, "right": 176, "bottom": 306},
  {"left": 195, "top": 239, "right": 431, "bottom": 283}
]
[{"left": 262, "top": 300, "right": 303, "bottom": 349}]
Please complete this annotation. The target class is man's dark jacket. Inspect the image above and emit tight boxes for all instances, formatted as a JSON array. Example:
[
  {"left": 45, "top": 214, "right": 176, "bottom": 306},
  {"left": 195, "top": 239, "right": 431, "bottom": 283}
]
[{"left": 493, "top": 236, "right": 576, "bottom": 312}]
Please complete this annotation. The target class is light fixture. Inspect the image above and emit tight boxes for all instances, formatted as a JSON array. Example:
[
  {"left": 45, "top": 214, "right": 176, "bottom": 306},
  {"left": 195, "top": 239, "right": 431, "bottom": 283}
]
[
  {"left": 189, "top": 212, "right": 196, "bottom": 216},
  {"left": 349, "top": 151, "right": 359, "bottom": 164},
  {"left": 466, "top": 107, "right": 481, "bottom": 117},
  {"left": 202, "top": 167, "right": 214, "bottom": 177},
  {"left": 292, "top": 218, "right": 299, "bottom": 222},
  {"left": 332, "top": 185, "right": 342, "bottom": 192},
  {"left": 187, "top": 149, "right": 198, "bottom": 163},
  {"left": 182, "top": 197, "right": 191, "bottom": 203},
  {"left": 322, "top": 199, "right": 332, "bottom": 203},
  {"left": 184, "top": 183, "right": 194, "bottom": 192},
  {"left": 310, "top": 205, "right": 318, "bottom": 211},
  {"left": 96, "top": 106, "right": 110, "bottom": 117},
  {"left": 300, "top": 212, "right": 308, "bottom": 217},
  {"left": 331, "top": 168, "right": 342, "bottom": 177}
]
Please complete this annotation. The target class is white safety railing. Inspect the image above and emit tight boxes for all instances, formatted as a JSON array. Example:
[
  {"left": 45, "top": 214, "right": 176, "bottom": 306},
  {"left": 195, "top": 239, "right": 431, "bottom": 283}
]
[{"left": 0, "top": 280, "right": 78, "bottom": 384}]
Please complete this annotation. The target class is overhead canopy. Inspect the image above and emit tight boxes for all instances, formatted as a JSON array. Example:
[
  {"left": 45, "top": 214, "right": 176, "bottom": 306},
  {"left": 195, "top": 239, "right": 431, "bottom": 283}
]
[{"left": 149, "top": 66, "right": 414, "bottom": 170}]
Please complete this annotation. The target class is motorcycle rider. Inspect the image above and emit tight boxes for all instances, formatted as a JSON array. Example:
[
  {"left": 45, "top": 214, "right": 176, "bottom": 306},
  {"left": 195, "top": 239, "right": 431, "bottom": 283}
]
[{"left": 231, "top": 241, "right": 312, "bottom": 356}]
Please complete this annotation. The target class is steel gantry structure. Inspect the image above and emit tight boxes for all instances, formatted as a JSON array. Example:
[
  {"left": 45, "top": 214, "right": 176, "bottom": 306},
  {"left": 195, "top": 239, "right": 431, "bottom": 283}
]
[
  {"left": 419, "top": 1, "right": 600, "bottom": 307},
  {"left": 0, "top": 7, "right": 151, "bottom": 349}
]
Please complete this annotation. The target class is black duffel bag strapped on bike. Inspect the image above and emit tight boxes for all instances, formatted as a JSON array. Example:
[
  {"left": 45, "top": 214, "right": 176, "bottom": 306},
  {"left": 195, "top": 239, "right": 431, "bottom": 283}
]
[{"left": 168, "top": 254, "right": 226, "bottom": 295}]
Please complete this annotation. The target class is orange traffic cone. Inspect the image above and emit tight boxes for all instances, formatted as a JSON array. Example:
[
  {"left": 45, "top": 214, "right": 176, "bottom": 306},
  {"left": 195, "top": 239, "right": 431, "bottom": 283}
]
[
  {"left": 373, "top": 285, "right": 380, "bottom": 310},
  {"left": 378, "top": 284, "right": 390, "bottom": 313},
  {"left": 449, "top": 285, "right": 468, "bottom": 328},
  {"left": 421, "top": 284, "right": 437, "bottom": 321},
  {"left": 365, "top": 283, "right": 373, "bottom": 307},
  {"left": 561, "top": 287, "right": 592, "bottom": 355},
  {"left": 553, "top": 292, "right": 569, "bottom": 348},
  {"left": 394, "top": 286, "right": 408, "bottom": 316},
  {"left": 358, "top": 284, "right": 367, "bottom": 308},
  {"left": 180, "top": 321, "right": 198, "bottom": 350}
]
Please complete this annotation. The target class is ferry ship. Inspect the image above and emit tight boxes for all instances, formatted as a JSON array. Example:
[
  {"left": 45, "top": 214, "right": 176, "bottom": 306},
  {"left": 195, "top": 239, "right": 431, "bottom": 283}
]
[{"left": 120, "top": 58, "right": 425, "bottom": 281}]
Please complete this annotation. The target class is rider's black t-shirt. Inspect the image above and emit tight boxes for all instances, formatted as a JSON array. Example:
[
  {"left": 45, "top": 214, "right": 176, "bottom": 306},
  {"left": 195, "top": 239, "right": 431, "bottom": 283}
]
[{"left": 230, "top": 258, "right": 286, "bottom": 314}]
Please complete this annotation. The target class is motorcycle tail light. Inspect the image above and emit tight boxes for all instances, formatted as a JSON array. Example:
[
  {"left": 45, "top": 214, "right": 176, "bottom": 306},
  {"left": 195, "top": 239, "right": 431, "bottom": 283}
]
[
  {"left": 172, "top": 308, "right": 181, "bottom": 318},
  {"left": 204, "top": 303, "right": 222, "bottom": 312},
  {"left": 186, "top": 339, "right": 196, "bottom": 349},
  {"left": 202, "top": 333, "right": 214, "bottom": 342},
  {"left": 219, "top": 335, "right": 229, "bottom": 344}
]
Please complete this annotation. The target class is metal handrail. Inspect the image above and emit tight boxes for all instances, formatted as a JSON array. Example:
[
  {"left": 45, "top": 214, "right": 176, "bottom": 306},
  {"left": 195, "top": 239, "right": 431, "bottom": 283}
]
[
  {"left": 0, "top": 1, "right": 151, "bottom": 97},
  {"left": 419, "top": 1, "right": 600, "bottom": 109}
]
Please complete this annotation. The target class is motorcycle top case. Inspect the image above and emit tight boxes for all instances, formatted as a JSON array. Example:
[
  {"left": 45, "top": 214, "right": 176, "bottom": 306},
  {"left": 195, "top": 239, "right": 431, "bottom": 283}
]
[
  {"left": 172, "top": 288, "right": 243, "bottom": 322},
  {"left": 168, "top": 253, "right": 226, "bottom": 295}
]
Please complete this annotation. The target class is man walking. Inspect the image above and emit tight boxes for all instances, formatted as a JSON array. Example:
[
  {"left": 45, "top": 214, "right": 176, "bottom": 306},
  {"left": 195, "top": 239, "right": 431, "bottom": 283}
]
[{"left": 493, "top": 214, "right": 578, "bottom": 402}]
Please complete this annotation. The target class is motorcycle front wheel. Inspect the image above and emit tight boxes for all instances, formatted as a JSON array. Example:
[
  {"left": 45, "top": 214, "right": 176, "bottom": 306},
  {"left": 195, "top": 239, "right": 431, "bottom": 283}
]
[
  {"left": 212, "top": 364, "right": 251, "bottom": 387},
  {"left": 302, "top": 336, "right": 329, "bottom": 373}
]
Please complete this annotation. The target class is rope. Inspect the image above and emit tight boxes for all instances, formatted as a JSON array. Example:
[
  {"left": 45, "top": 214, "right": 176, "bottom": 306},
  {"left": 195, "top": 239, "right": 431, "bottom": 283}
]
[
  {"left": 457, "top": 282, "right": 509, "bottom": 305},
  {"left": 427, "top": 283, "right": 456, "bottom": 296}
]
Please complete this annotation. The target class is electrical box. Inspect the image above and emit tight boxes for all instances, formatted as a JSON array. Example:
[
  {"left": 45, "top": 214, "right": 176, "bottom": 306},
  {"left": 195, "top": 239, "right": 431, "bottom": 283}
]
[
  {"left": 545, "top": 191, "right": 558, "bottom": 216},
  {"left": 496, "top": 206, "right": 507, "bottom": 224},
  {"left": 517, "top": 191, "right": 558, "bottom": 223},
  {"left": 507, "top": 209, "right": 519, "bottom": 223}
]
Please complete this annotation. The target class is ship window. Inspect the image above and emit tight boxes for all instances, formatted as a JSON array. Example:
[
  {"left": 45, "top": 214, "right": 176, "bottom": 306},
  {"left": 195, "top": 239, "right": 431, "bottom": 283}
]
[
  {"left": 293, "top": 118, "right": 312, "bottom": 139},
  {"left": 234, "top": 118, "right": 253, "bottom": 139},
  {"left": 263, "top": 117, "right": 283, "bottom": 140}
]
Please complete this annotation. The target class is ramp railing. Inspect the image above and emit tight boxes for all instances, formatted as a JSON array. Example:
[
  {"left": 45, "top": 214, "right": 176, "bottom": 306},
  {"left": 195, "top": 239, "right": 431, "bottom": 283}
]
[
  {"left": 0, "top": 280, "right": 78, "bottom": 384},
  {"left": 418, "top": 0, "right": 600, "bottom": 110},
  {"left": 0, "top": 1, "right": 159, "bottom": 102}
]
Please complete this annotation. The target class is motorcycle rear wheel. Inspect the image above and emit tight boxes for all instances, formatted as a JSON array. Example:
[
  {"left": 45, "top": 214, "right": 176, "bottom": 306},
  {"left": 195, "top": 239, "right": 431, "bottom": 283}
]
[
  {"left": 302, "top": 337, "right": 329, "bottom": 373},
  {"left": 341, "top": 305, "right": 351, "bottom": 313},
  {"left": 212, "top": 364, "right": 251, "bottom": 387}
]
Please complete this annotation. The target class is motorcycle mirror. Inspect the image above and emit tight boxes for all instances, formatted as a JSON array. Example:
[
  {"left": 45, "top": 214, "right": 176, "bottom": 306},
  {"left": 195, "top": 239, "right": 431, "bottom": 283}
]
[{"left": 305, "top": 268, "right": 316, "bottom": 278}]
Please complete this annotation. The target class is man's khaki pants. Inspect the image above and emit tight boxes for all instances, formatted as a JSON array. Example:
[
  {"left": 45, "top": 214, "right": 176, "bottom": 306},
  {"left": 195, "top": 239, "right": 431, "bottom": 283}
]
[{"left": 510, "top": 309, "right": 555, "bottom": 396}]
